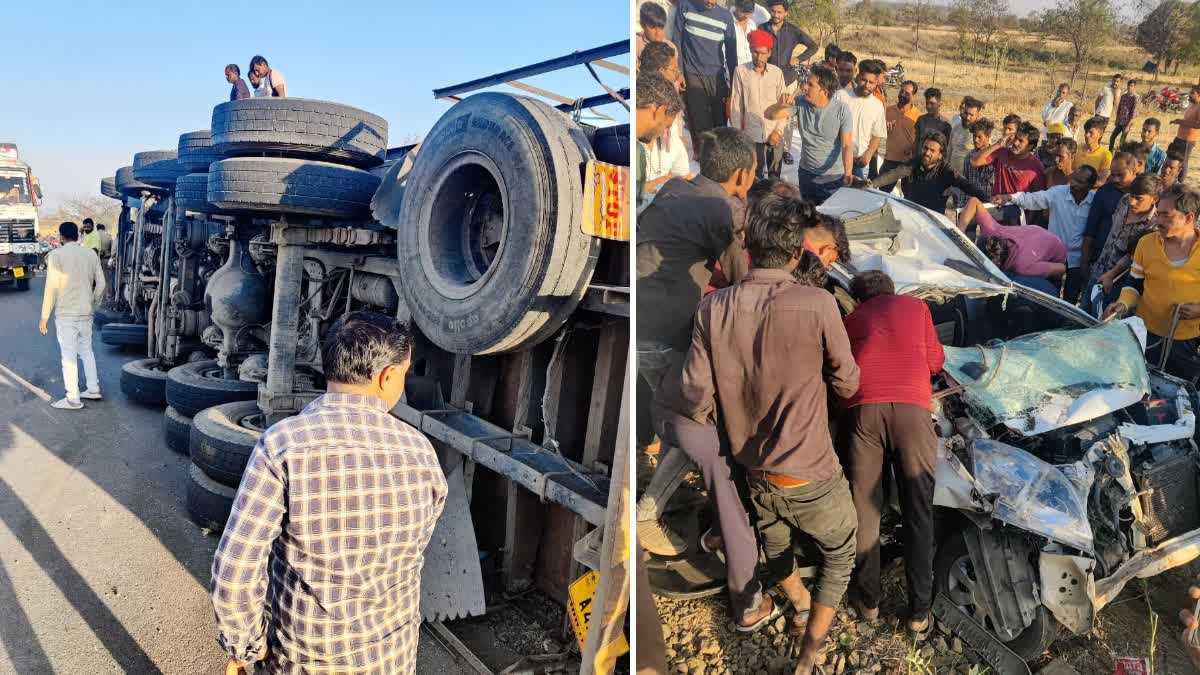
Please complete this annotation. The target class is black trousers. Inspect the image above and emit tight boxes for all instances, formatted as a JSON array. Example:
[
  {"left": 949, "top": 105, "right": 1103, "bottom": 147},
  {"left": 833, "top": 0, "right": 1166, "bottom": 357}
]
[
  {"left": 755, "top": 142, "right": 783, "bottom": 179},
  {"left": 1062, "top": 266, "right": 1085, "bottom": 306},
  {"left": 684, "top": 73, "right": 728, "bottom": 151},
  {"left": 840, "top": 403, "right": 937, "bottom": 617},
  {"left": 1108, "top": 123, "right": 1130, "bottom": 151},
  {"left": 1146, "top": 333, "right": 1200, "bottom": 383}
]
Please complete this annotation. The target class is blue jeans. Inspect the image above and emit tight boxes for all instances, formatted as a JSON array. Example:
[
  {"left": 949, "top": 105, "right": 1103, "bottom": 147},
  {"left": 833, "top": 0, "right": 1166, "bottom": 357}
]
[
  {"left": 797, "top": 169, "right": 842, "bottom": 205},
  {"left": 1009, "top": 274, "right": 1057, "bottom": 296}
]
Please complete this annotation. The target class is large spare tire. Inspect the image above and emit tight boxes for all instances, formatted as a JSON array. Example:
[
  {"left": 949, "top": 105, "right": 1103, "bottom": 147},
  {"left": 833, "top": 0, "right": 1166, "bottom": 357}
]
[
  {"left": 94, "top": 305, "right": 134, "bottom": 328},
  {"left": 396, "top": 93, "right": 599, "bottom": 355},
  {"left": 210, "top": 97, "right": 388, "bottom": 168},
  {"left": 120, "top": 358, "right": 168, "bottom": 406},
  {"left": 166, "top": 360, "right": 258, "bottom": 418},
  {"left": 190, "top": 400, "right": 263, "bottom": 487},
  {"left": 100, "top": 176, "right": 122, "bottom": 200},
  {"left": 591, "top": 124, "right": 630, "bottom": 167},
  {"left": 207, "top": 157, "right": 380, "bottom": 218},
  {"left": 178, "top": 130, "right": 221, "bottom": 173},
  {"left": 164, "top": 405, "right": 192, "bottom": 455},
  {"left": 115, "top": 165, "right": 159, "bottom": 198},
  {"left": 175, "top": 173, "right": 217, "bottom": 214},
  {"left": 133, "top": 150, "right": 187, "bottom": 188}
]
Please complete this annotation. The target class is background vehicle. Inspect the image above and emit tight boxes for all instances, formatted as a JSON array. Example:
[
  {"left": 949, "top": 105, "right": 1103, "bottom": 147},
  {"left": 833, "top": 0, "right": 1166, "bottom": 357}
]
[
  {"left": 98, "top": 42, "right": 632, "bottom": 671},
  {"left": 1143, "top": 86, "right": 1190, "bottom": 113},
  {"left": 0, "top": 143, "right": 43, "bottom": 291}
]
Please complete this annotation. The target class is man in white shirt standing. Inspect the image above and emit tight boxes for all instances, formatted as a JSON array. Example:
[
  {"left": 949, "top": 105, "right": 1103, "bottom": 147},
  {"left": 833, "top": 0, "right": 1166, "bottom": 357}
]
[
  {"left": 1041, "top": 82, "right": 1073, "bottom": 135},
  {"left": 250, "top": 55, "right": 287, "bottom": 97},
  {"left": 39, "top": 221, "right": 106, "bottom": 410},
  {"left": 834, "top": 59, "right": 887, "bottom": 178},
  {"left": 729, "top": 1, "right": 770, "bottom": 66},
  {"left": 731, "top": 30, "right": 787, "bottom": 178},
  {"left": 1094, "top": 73, "right": 1122, "bottom": 128}
]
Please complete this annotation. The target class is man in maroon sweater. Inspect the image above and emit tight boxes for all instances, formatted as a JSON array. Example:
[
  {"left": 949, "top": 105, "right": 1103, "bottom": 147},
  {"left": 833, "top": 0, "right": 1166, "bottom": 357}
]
[{"left": 839, "top": 271, "right": 944, "bottom": 635}]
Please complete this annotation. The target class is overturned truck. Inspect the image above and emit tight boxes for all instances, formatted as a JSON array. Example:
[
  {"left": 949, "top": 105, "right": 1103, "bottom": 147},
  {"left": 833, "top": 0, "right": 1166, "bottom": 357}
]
[{"left": 97, "top": 43, "right": 631, "bottom": 672}]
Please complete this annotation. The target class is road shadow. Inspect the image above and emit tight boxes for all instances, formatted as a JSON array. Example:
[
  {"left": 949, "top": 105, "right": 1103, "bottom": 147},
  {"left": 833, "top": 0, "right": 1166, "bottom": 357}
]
[{"left": 0, "top": 553, "right": 54, "bottom": 673}]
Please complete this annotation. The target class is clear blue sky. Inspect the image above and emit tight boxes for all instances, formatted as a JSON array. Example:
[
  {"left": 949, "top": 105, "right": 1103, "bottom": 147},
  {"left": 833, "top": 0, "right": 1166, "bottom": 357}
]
[{"left": 7, "top": 0, "right": 630, "bottom": 211}]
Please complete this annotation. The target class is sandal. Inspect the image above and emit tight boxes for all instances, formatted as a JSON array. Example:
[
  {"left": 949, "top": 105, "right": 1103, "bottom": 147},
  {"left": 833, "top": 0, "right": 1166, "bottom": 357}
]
[
  {"left": 788, "top": 608, "right": 812, "bottom": 637},
  {"left": 699, "top": 528, "right": 725, "bottom": 563},
  {"left": 734, "top": 594, "right": 783, "bottom": 634}
]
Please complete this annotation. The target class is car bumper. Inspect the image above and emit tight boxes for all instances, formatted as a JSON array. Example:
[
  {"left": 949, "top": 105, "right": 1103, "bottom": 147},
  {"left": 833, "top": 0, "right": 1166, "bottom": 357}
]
[{"left": 1095, "top": 526, "right": 1200, "bottom": 610}]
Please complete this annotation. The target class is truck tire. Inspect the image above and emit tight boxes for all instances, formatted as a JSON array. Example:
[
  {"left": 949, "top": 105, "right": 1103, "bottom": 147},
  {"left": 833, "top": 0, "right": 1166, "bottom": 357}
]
[
  {"left": 101, "top": 322, "right": 147, "bottom": 347},
  {"left": 120, "top": 358, "right": 168, "bottom": 407},
  {"left": 177, "top": 130, "right": 220, "bottom": 173},
  {"left": 166, "top": 360, "right": 258, "bottom": 418},
  {"left": 175, "top": 174, "right": 217, "bottom": 214},
  {"left": 591, "top": 124, "right": 630, "bottom": 167},
  {"left": 190, "top": 400, "right": 263, "bottom": 487},
  {"left": 934, "top": 531, "right": 1059, "bottom": 661},
  {"left": 115, "top": 165, "right": 159, "bottom": 198},
  {"left": 207, "top": 157, "right": 380, "bottom": 219},
  {"left": 210, "top": 97, "right": 388, "bottom": 168},
  {"left": 94, "top": 306, "right": 134, "bottom": 328},
  {"left": 164, "top": 405, "right": 192, "bottom": 455},
  {"left": 132, "top": 150, "right": 187, "bottom": 188},
  {"left": 396, "top": 93, "right": 599, "bottom": 355},
  {"left": 100, "top": 176, "right": 122, "bottom": 200},
  {"left": 186, "top": 462, "right": 236, "bottom": 532}
]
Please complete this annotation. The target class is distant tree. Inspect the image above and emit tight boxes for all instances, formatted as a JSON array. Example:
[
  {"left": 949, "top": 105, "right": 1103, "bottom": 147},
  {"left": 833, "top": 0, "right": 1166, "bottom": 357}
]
[
  {"left": 902, "top": 0, "right": 935, "bottom": 51},
  {"left": 39, "top": 195, "right": 121, "bottom": 237},
  {"left": 789, "top": 0, "right": 847, "bottom": 45},
  {"left": 949, "top": 0, "right": 1009, "bottom": 63},
  {"left": 1134, "top": 0, "right": 1195, "bottom": 79},
  {"left": 1039, "top": 0, "right": 1116, "bottom": 87}
]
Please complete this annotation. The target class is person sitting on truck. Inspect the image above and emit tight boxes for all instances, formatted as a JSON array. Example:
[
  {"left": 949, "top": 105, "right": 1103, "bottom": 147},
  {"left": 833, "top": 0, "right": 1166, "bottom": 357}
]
[
  {"left": 248, "top": 70, "right": 266, "bottom": 97},
  {"left": 211, "top": 311, "right": 446, "bottom": 675},
  {"left": 250, "top": 54, "right": 287, "bottom": 97},
  {"left": 39, "top": 221, "right": 106, "bottom": 410},
  {"left": 225, "top": 63, "right": 250, "bottom": 101}
]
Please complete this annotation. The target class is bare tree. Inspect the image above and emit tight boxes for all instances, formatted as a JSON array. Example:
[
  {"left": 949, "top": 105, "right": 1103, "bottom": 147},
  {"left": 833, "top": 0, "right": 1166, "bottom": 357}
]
[
  {"left": 1039, "top": 0, "right": 1117, "bottom": 88},
  {"left": 949, "top": 0, "right": 1010, "bottom": 63},
  {"left": 39, "top": 195, "right": 122, "bottom": 237},
  {"left": 902, "top": 0, "right": 935, "bottom": 52},
  {"left": 1134, "top": 0, "right": 1194, "bottom": 81}
]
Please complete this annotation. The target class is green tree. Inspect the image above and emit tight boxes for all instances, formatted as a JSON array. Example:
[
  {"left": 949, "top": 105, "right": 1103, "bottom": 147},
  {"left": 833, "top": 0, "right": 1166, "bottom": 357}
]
[
  {"left": 949, "top": 0, "right": 1010, "bottom": 63},
  {"left": 1039, "top": 0, "right": 1117, "bottom": 87},
  {"left": 789, "top": 0, "right": 846, "bottom": 45},
  {"left": 1134, "top": 0, "right": 1195, "bottom": 80}
]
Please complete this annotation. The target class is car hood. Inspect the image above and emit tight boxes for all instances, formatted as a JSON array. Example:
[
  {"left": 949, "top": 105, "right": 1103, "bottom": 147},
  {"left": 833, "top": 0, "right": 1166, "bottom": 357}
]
[{"left": 818, "top": 188, "right": 1011, "bottom": 297}]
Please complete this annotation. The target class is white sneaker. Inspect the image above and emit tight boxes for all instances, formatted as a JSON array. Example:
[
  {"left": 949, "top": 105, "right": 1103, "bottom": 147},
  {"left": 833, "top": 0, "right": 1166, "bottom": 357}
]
[
  {"left": 51, "top": 398, "right": 83, "bottom": 410},
  {"left": 81, "top": 390, "right": 102, "bottom": 400}
]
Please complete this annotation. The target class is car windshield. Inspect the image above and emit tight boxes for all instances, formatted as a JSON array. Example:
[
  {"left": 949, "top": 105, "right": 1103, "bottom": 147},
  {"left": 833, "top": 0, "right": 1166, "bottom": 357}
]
[{"left": 0, "top": 171, "right": 31, "bottom": 204}]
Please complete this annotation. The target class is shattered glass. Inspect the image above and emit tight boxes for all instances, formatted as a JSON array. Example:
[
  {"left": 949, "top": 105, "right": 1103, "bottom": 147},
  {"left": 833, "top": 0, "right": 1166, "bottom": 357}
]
[
  {"left": 970, "top": 439, "right": 1095, "bottom": 553},
  {"left": 942, "top": 323, "right": 1150, "bottom": 436}
]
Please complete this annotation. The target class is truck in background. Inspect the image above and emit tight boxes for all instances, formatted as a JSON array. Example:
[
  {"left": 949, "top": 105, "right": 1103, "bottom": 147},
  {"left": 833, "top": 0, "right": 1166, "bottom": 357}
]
[{"left": 0, "top": 143, "right": 43, "bottom": 290}]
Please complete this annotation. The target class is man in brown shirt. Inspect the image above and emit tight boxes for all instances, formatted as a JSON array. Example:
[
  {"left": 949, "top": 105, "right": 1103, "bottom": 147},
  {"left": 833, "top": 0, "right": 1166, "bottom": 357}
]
[
  {"left": 680, "top": 194, "right": 859, "bottom": 675},
  {"left": 878, "top": 80, "right": 918, "bottom": 193}
]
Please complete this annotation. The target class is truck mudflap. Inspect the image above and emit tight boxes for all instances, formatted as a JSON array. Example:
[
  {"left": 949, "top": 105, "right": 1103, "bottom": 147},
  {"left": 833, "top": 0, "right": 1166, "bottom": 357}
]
[{"left": 932, "top": 594, "right": 1032, "bottom": 675}]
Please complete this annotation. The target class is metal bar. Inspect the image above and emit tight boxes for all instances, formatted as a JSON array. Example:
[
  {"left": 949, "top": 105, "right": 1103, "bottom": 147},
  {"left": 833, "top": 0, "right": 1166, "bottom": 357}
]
[
  {"left": 433, "top": 41, "right": 628, "bottom": 99},
  {"left": 554, "top": 89, "right": 631, "bottom": 112},
  {"left": 264, "top": 226, "right": 305, "bottom": 424},
  {"left": 506, "top": 81, "right": 575, "bottom": 105},
  {"left": 591, "top": 59, "right": 629, "bottom": 76},
  {"left": 425, "top": 622, "right": 493, "bottom": 675}
]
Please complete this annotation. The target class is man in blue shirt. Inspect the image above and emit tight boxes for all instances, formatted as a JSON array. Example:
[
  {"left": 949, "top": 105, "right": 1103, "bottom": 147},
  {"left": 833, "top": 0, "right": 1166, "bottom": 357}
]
[
  {"left": 1142, "top": 118, "right": 1168, "bottom": 175},
  {"left": 673, "top": 0, "right": 738, "bottom": 149},
  {"left": 225, "top": 64, "right": 250, "bottom": 101}
]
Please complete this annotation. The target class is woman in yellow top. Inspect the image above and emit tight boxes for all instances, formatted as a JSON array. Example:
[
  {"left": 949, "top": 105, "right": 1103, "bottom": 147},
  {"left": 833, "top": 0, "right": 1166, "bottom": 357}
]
[{"left": 1104, "top": 183, "right": 1200, "bottom": 379}]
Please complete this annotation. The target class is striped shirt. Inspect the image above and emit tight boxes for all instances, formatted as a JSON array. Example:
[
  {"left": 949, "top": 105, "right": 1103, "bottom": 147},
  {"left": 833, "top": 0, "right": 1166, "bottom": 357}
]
[
  {"left": 673, "top": 0, "right": 737, "bottom": 80},
  {"left": 211, "top": 393, "right": 447, "bottom": 674}
]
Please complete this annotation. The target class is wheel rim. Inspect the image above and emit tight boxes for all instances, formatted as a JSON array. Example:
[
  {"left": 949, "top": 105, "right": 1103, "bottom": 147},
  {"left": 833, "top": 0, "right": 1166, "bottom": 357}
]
[
  {"left": 946, "top": 552, "right": 1021, "bottom": 642},
  {"left": 421, "top": 152, "right": 508, "bottom": 300},
  {"left": 236, "top": 409, "right": 266, "bottom": 433}
]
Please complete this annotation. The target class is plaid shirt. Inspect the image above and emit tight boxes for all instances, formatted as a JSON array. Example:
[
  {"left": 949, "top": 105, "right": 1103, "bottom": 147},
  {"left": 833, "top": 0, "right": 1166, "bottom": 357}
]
[{"left": 211, "top": 393, "right": 447, "bottom": 674}]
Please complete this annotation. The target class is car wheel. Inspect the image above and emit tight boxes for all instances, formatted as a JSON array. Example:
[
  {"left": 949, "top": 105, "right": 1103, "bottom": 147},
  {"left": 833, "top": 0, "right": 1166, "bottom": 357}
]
[
  {"left": 190, "top": 400, "right": 264, "bottom": 487},
  {"left": 166, "top": 360, "right": 258, "bottom": 418},
  {"left": 164, "top": 405, "right": 192, "bottom": 455},
  {"left": 207, "top": 157, "right": 380, "bottom": 219},
  {"left": 934, "top": 531, "right": 1059, "bottom": 661},
  {"left": 396, "top": 93, "right": 598, "bottom": 355},
  {"left": 210, "top": 97, "right": 388, "bottom": 168},
  {"left": 186, "top": 462, "right": 236, "bottom": 532},
  {"left": 101, "top": 322, "right": 147, "bottom": 347},
  {"left": 120, "top": 358, "right": 168, "bottom": 407}
]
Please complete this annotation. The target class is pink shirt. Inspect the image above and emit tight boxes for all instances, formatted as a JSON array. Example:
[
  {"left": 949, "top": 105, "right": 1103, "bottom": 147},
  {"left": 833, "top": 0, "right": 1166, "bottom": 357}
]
[{"left": 977, "top": 206, "right": 1066, "bottom": 278}]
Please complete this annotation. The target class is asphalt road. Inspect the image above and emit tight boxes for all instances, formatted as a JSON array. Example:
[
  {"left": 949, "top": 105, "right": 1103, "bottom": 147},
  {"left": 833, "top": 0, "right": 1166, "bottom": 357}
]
[{"left": 0, "top": 276, "right": 465, "bottom": 674}]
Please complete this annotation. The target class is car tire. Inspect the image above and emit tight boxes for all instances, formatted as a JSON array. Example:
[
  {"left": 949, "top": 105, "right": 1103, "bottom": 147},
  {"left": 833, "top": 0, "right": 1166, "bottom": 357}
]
[
  {"left": 94, "top": 306, "right": 133, "bottom": 328},
  {"left": 186, "top": 462, "right": 236, "bottom": 532},
  {"left": 207, "top": 157, "right": 380, "bottom": 219},
  {"left": 175, "top": 173, "right": 218, "bottom": 214},
  {"left": 934, "top": 531, "right": 1059, "bottom": 661},
  {"left": 396, "top": 93, "right": 599, "bottom": 355},
  {"left": 115, "top": 165, "right": 159, "bottom": 198},
  {"left": 120, "top": 358, "right": 168, "bottom": 407},
  {"left": 190, "top": 400, "right": 263, "bottom": 487},
  {"left": 101, "top": 322, "right": 147, "bottom": 347},
  {"left": 100, "top": 176, "right": 122, "bottom": 200},
  {"left": 133, "top": 150, "right": 187, "bottom": 188},
  {"left": 177, "top": 130, "right": 220, "bottom": 173},
  {"left": 164, "top": 405, "right": 192, "bottom": 455},
  {"left": 210, "top": 97, "right": 388, "bottom": 168},
  {"left": 166, "top": 360, "right": 258, "bottom": 418}
]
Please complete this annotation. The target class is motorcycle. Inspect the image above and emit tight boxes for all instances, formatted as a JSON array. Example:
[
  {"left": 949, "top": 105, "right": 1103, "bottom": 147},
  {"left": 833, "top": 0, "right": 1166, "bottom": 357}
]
[
  {"left": 885, "top": 61, "right": 906, "bottom": 88},
  {"left": 1143, "top": 86, "right": 1189, "bottom": 113}
]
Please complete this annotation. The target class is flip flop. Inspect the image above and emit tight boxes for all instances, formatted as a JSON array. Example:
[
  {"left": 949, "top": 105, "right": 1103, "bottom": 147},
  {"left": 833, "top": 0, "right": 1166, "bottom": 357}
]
[
  {"left": 699, "top": 528, "right": 726, "bottom": 563},
  {"left": 788, "top": 608, "right": 812, "bottom": 638},
  {"left": 734, "top": 596, "right": 784, "bottom": 634}
]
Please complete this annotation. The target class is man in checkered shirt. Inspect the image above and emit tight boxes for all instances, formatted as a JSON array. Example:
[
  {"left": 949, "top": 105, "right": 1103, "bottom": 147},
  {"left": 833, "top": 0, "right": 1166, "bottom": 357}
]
[{"left": 211, "top": 311, "right": 447, "bottom": 674}]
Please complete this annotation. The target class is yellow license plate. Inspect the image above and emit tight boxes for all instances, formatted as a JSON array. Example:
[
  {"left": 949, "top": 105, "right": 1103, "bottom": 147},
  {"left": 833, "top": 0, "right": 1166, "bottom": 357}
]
[
  {"left": 582, "top": 160, "right": 631, "bottom": 242},
  {"left": 566, "top": 569, "right": 629, "bottom": 655},
  {"left": 12, "top": 267, "right": 24, "bottom": 278}
]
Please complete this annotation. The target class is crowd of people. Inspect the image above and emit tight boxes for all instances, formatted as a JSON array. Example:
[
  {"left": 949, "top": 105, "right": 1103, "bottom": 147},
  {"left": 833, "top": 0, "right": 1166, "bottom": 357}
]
[
  {"left": 224, "top": 54, "right": 287, "bottom": 101},
  {"left": 634, "top": 1, "right": 1200, "bottom": 673}
]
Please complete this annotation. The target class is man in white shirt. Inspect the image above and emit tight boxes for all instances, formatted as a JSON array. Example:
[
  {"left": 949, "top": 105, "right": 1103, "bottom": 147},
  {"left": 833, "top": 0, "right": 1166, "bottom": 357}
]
[
  {"left": 947, "top": 96, "right": 985, "bottom": 170},
  {"left": 1094, "top": 73, "right": 1122, "bottom": 127},
  {"left": 729, "top": 1, "right": 770, "bottom": 66},
  {"left": 1041, "top": 82, "right": 1073, "bottom": 135},
  {"left": 731, "top": 30, "right": 787, "bottom": 178},
  {"left": 834, "top": 59, "right": 887, "bottom": 178},
  {"left": 640, "top": 42, "right": 693, "bottom": 193},
  {"left": 250, "top": 55, "right": 287, "bottom": 97},
  {"left": 39, "top": 222, "right": 106, "bottom": 410}
]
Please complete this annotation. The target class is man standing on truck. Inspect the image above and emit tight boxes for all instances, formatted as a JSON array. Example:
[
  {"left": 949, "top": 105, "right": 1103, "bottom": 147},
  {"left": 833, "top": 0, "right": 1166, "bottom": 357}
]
[
  {"left": 212, "top": 311, "right": 446, "bottom": 675},
  {"left": 38, "top": 221, "right": 106, "bottom": 410},
  {"left": 250, "top": 55, "right": 287, "bottom": 97},
  {"left": 225, "top": 64, "right": 250, "bottom": 100}
]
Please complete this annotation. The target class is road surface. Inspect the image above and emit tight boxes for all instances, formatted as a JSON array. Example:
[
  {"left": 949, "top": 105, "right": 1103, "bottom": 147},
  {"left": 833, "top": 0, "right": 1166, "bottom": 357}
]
[{"left": 0, "top": 276, "right": 466, "bottom": 674}]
